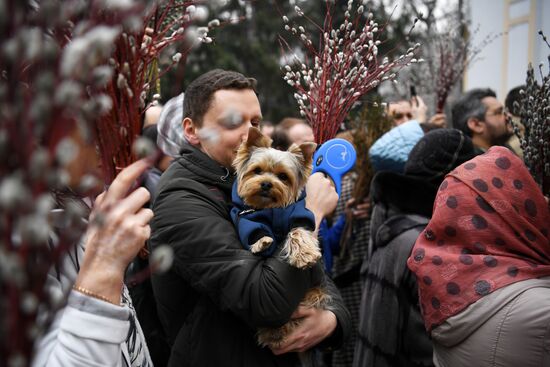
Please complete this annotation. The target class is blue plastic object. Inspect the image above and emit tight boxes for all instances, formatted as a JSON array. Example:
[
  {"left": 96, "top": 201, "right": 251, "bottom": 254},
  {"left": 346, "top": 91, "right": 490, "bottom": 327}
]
[{"left": 312, "top": 138, "right": 357, "bottom": 195}]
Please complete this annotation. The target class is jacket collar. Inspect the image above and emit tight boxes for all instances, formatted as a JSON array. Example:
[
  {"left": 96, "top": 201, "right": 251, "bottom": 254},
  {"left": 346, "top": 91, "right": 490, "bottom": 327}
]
[{"left": 176, "top": 143, "right": 235, "bottom": 194}]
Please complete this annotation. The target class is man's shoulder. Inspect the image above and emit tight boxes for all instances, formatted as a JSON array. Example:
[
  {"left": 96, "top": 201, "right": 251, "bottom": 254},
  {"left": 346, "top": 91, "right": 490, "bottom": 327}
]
[
  {"left": 154, "top": 159, "right": 229, "bottom": 212},
  {"left": 159, "top": 158, "right": 189, "bottom": 182},
  {"left": 156, "top": 159, "right": 203, "bottom": 192}
]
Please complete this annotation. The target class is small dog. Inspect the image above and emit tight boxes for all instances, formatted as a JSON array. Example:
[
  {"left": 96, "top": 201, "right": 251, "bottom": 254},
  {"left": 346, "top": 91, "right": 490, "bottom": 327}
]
[{"left": 232, "top": 127, "right": 330, "bottom": 349}]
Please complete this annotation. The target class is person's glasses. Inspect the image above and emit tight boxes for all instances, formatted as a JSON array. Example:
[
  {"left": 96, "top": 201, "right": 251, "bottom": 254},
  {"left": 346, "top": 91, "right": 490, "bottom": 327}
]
[{"left": 485, "top": 108, "right": 505, "bottom": 118}]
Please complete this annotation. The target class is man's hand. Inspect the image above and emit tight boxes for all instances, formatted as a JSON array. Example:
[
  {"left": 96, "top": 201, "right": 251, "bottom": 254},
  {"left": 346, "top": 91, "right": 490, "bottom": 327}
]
[
  {"left": 429, "top": 113, "right": 447, "bottom": 127},
  {"left": 270, "top": 305, "right": 337, "bottom": 355},
  {"left": 75, "top": 159, "right": 153, "bottom": 304},
  {"left": 305, "top": 172, "right": 339, "bottom": 230},
  {"left": 411, "top": 95, "right": 428, "bottom": 123}
]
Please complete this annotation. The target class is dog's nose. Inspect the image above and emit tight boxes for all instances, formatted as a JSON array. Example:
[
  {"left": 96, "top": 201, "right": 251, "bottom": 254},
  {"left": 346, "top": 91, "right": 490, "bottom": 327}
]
[{"left": 260, "top": 181, "right": 272, "bottom": 191}]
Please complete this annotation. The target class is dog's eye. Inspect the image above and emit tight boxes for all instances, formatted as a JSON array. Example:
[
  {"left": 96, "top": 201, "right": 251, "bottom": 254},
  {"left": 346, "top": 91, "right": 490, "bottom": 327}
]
[
  {"left": 277, "top": 173, "right": 288, "bottom": 181},
  {"left": 254, "top": 167, "right": 262, "bottom": 174}
]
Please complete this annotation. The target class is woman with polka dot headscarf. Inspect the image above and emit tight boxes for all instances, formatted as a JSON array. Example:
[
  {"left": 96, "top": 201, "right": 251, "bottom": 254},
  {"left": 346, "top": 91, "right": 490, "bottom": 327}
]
[{"left": 408, "top": 146, "right": 550, "bottom": 367}]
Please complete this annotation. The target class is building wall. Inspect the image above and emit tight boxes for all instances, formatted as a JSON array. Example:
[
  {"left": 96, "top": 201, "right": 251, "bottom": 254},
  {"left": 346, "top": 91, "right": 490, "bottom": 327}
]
[{"left": 465, "top": 0, "right": 550, "bottom": 100}]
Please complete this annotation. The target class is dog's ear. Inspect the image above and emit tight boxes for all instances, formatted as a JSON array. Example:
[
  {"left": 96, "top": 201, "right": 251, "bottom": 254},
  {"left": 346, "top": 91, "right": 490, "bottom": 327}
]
[
  {"left": 233, "top": 127, "right": 272, "bottom": 172},
  {"left": 246, "top": 126, "right": 272, "bottom": 149},
  {"left": 233, "top": 141, "right": 249, "bottom": 173},
  {"left": 288, "top": 142, "right": 317, "bottom": 167}
]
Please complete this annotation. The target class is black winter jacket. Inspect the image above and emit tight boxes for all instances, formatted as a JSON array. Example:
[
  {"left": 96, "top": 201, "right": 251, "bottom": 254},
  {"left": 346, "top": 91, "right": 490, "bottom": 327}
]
[
  {"left": 353, "top": 171, "right": 434, "bottom": 367},
  {"left": 150, "top": 143, "right": 350, "bottom": 367}
]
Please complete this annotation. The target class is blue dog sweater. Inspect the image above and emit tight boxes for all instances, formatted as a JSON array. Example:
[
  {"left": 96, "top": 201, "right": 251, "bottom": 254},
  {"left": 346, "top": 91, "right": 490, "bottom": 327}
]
[{"left": 230, "top": 181, "right": 316, "bottom": 256}]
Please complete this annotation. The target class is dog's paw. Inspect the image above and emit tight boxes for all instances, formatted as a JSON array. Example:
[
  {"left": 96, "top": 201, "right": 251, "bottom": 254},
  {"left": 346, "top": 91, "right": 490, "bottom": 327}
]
[
  {"left": 257, "top": 320, "right": 300, "bottom": 349},
  {"left": 288, "top": 245, "right": 321, "bottom": 269},
  {"left": 257, "top": 327, "right": 285, "bottom": 349},
  {"left": 251, "top": 236, "right": 274, "bottom": 253},
  {"left": 285, "top": 228, "right": 321, "bottom": 268}
]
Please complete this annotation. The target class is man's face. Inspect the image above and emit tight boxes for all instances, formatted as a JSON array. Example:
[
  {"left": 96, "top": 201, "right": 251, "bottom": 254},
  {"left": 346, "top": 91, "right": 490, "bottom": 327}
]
[
  {"left": 388, "top": 101, "right": 413, "bottom": 126},
  {"left": 195, "top": 89, "right": 262, "bottom": 168},
  {"left": 480, "top": 96, "right": 513, "bottom": 146}
]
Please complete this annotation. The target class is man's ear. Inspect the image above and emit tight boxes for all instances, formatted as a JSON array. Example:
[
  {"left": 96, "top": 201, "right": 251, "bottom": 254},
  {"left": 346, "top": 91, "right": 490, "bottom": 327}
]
[
  {"left": 183, "top": 117, "right": 200, "bottom": 145},
  {"left": 467, "top": 117, "right": 485, "bottom": 135},
  {"left": 245, "top": 126, "right": 272, "bottom": 149}
]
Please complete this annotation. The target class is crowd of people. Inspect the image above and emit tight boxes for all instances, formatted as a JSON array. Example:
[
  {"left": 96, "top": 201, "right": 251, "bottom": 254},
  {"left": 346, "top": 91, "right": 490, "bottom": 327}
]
[{"left": 31, "top": 67, "right": 550, "bottom": 367}]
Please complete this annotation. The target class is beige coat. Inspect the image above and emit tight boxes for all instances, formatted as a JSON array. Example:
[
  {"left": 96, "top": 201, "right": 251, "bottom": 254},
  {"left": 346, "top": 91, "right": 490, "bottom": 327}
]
[{"left": 431, "top": 277, "right": 550, "bottom": 367}]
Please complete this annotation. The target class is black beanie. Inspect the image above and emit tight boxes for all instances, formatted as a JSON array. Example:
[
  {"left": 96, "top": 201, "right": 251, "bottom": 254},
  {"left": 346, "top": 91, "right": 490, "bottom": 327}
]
[{"left": 404, "top": 128, "right": 478, "bottom": 185}]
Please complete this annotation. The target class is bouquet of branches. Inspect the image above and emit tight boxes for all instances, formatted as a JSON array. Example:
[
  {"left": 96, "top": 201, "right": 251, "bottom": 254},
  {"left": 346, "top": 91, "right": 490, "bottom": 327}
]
[
  {"left": 0, "top": 2, "right": 136, "bottom": 364},
  {"left": 514, "top": 31, "right": 550, "bottom": 196},
  {"left": 432, "top": 24, "right": 500, "bottom": 113},
  {"left": 280, "top": 0, "right": 420, "bottom": 143},
  {"left": 388, "top": 10, "right": 500, "bottom": 118},
  {"left": 93, "top": 0, "right": 219, "bottom": 182},
  {"left": 0, "top": 1, "right": 216, "bottom": 365}
]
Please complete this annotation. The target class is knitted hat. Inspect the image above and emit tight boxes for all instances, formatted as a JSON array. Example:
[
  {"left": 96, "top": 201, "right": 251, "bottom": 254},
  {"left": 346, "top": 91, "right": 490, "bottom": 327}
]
[
  {"left": 404, "top": 128, "right": 478, "bottom": 185},
  {"left": 156, "top": 93, "right": 186, "bottom": 157},
  {"left": 369, "top": 119, "right": 425, "bottom": 173}
]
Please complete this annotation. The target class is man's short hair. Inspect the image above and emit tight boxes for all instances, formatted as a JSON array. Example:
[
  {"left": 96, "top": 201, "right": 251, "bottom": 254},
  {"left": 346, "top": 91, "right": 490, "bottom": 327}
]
[
  {"left": 505, "top": 85, "right": 525, "bottom": 117},
  {"left": 183, "top": 69, "right": 257, "bottom": 126},
  {"left": 451, "top": 88, "right": 496, "bottom": 136}
]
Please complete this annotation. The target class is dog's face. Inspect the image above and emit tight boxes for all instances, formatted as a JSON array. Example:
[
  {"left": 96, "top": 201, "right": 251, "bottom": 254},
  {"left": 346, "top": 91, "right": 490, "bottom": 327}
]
[{"left": 233, "top": 127, "right": 317, "bottom": 209}]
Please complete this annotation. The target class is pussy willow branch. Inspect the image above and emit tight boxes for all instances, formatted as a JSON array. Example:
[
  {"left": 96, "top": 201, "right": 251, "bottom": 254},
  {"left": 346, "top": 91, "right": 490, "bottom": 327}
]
[
  {"left": 281, "top": 1, "right": 420, "bottom": 143},
  {"left": 515, "top": 31, "right": 550, "bottom": 195}
]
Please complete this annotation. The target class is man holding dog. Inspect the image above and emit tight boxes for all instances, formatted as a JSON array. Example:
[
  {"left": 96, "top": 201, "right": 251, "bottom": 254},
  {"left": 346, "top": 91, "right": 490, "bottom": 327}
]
[{"left": 150, "top": 69, "right": 350, "bottom": 366}]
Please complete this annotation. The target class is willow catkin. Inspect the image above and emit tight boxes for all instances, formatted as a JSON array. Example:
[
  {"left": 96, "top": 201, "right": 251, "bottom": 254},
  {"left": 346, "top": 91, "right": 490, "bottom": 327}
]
[{"left": 514, "top": 31, "right": 550, "bottom": 196}]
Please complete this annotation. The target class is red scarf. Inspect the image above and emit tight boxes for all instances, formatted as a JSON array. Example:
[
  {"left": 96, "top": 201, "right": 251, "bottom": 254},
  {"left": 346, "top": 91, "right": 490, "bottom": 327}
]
[{"left": 407, "top": 146, "right": 550, "bottom": 331}]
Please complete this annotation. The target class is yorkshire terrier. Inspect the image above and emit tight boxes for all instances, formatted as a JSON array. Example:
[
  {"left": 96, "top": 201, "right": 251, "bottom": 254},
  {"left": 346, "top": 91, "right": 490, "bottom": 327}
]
[{"left": 231, "top": 126, "right": 330, "bottom": 349}]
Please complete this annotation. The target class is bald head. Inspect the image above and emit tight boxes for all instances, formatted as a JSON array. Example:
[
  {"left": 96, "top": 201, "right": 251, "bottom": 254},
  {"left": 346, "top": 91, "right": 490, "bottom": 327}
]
[{"left": 287, "top": 122, "right": 315, "bottom": 144}]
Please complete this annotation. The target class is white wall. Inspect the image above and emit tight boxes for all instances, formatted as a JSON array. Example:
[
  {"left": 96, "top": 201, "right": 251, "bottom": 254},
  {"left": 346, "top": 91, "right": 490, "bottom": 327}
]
[
  {"left": 465, "top": 0, "right": 550, "bottom": 100},
  {"left": 464, "top": 0, "right": 506, "bottom": 95},
  {"left": 536, "top": 0, "right": 550, "bottom": 73}
]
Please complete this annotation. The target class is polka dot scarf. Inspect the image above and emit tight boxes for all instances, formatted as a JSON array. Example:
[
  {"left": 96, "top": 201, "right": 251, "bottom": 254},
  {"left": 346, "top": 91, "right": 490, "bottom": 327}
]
[{"left": 407, "top": 146, "right": 550, "bottom": 332}]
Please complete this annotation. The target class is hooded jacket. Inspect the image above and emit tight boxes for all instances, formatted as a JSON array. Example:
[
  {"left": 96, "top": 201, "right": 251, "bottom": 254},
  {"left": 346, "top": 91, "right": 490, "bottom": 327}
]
[
  {"left": 353, "top": 172, "right": 434, "bottom": 367},
  {"left": 150, "top": 143, "right": 350, "bottom": 367},
  {"left": 430, "top": 277, "right": 550, "bottom": 367}
]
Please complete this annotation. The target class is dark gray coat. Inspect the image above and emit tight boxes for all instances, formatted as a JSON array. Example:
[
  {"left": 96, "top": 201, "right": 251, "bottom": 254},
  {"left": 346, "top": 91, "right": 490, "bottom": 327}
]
[{"left": 353, "top": 171, "right": 435, "bottom": 367}]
